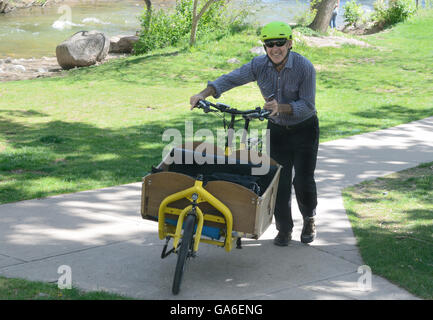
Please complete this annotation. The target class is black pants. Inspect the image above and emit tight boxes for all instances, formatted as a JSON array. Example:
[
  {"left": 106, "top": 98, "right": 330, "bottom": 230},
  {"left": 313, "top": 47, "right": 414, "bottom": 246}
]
[{"left": 267, "top": 115, "right": 319, "bottom": 234}]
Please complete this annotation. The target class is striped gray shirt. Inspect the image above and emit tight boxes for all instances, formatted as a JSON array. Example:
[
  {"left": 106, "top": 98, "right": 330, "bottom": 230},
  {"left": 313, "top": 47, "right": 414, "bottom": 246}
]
[{"left": 208, "top": 52, "right": 316, "bottom": 126}]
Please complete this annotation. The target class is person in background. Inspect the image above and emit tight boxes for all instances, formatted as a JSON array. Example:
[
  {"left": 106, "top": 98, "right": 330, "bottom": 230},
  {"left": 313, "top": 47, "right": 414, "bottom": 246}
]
[{"left": 330, "top": 0, "right": 340, "bottom": 29}]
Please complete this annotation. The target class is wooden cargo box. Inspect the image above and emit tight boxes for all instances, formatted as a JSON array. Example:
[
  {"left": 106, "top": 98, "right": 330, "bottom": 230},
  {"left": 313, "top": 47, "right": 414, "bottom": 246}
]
[{"left": 141, "top": 143, "right": 281, "bottom": 239}]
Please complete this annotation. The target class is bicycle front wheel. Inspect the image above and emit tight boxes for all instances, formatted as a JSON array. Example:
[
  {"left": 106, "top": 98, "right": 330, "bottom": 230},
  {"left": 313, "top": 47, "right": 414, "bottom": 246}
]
[{"left": 172, "top": 213, "right": 196, "bottom": 295}]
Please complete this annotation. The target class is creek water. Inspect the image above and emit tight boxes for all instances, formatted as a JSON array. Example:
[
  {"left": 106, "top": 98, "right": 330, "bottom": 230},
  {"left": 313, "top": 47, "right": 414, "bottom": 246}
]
[{"left": 0, "top": 0, "right": 375, "bottom": 59}]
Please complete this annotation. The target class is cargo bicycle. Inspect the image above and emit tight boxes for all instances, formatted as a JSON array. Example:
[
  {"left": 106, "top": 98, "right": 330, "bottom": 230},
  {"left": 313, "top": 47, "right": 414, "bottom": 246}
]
[{"left": 140, "top": 100, "right": 282, "bottom": 294}]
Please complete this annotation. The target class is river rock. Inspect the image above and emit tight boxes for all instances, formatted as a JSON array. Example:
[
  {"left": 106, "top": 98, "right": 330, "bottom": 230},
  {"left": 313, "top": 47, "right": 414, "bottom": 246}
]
[
  {"left": 12, "top": 64, "right": 26, "bottom": 72},
  {"left": 56, "top": 30, "right": 110, "bottom": 70},
  {"left": 109, "top": 35, "right": 139, "bottom": 54},
  {"left": 227, "top": 58, "right": 240, "bottom": 64},
  {"left": 250, "top": 46, "right": 265, "bottom": 56},
  {"left": 0, "top": 0, "right": 10, "bottom": 13}
]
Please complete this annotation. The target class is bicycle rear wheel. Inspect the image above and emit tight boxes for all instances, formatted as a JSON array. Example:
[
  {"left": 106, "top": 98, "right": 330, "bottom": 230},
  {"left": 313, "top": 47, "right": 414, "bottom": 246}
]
[{"left": 172, "top": 213, "right": 196, "bottom": 295}]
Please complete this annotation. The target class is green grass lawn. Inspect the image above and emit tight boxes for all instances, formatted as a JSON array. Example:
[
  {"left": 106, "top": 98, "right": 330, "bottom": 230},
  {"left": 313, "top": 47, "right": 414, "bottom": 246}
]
[
  {"left": 0, "top": 9, "right": 432, "bottom": 299},
  {"left": 343, "top": 162, "right": 433, "bottom": 299},
  {"left": 0, "top": 276, "right": 128, "bottom": 299}
]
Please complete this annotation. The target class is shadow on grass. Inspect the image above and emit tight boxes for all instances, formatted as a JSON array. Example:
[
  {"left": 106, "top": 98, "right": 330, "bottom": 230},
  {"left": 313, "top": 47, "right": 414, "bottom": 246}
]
[
  {"left": 352, "top": 105, "right": 433, "bottom": 123},
  {"left": 318, "top": 104, "right": 433, "bottom": 141},
  {"left": 0, "top": 110, "right": 48, "bottom": 135},
  {"left": 0, "top": 110, "right": 48, "bottom": 118},
  {"left": 0, "top": 110, "right": 234, "bottom": 204}
]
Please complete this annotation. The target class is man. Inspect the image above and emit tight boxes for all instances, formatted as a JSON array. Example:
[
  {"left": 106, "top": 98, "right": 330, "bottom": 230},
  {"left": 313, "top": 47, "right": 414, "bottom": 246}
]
[{"left": 190, "top": 21, "right": 319, "bottom": 246}]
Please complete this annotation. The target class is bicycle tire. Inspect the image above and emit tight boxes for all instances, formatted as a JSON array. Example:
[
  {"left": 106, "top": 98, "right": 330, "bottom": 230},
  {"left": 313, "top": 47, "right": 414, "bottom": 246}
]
[{"left": 172, "top": 213, "right": 196, "bottom": 295}]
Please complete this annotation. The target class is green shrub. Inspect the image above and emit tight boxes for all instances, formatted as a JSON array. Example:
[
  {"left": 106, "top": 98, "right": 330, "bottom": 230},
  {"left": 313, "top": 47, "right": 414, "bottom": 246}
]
[
  {"left": 372, "top": 0, "right": 417, "bottom": 27},
  {"left": 134, "top": 8, "right": 186, "bottom": 54},
  {"left": 343, "top": 0, "right": 364, "bottom": 26},
  {"left": 373, "top": 0, "right": 389, "bottom": 22},
  {"left": 292, "top": 25, "right": 322, "bottom": 37},
  {"left": 134, "top": 0, "right": 248, "bottom": 54}
]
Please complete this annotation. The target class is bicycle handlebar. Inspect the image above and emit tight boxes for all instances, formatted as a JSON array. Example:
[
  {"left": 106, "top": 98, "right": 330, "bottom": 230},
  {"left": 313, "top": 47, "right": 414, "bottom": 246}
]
[{"left": 195, "top": 100, "right": 271, "bottom": 121}]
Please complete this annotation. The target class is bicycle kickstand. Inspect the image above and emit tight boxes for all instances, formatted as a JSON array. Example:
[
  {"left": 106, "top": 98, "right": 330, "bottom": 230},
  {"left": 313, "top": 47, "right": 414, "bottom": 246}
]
[
  {"left": 161, "top": 237, "right": 175, "bottom": 259},
  {"left": 236, "top": 237, "right": 242, "bottom": 249}
]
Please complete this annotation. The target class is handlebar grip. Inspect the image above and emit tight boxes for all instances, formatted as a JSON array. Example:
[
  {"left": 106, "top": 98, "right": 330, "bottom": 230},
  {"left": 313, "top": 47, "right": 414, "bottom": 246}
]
[
  {"left": 196, "top": 100, "right": 206, "bottom": 108},
  {"left": 262, "top": 110, "right": 272, "bottom": 117},
  {"left": 195, "top": 100, "right": 218, "bottom": 113}
]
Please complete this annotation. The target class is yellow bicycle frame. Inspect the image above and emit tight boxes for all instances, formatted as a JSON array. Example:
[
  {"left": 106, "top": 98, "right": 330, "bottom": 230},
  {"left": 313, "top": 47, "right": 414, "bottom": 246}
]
[{"left": 158, "top": 179, "right": 234, "bottom": 252}]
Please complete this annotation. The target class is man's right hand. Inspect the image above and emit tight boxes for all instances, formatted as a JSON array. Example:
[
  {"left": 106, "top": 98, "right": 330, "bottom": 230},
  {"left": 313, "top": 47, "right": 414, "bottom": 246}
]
[
  {"left": 189, "top": 86, "right": 216, "bottom": 110},
  {"left": 189, "top": 94, "right": 205, "bottom": 110}
]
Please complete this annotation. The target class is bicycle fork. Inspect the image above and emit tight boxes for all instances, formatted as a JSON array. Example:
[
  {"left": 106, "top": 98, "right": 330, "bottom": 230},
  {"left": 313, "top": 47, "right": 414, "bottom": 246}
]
[{"left": 161, "top": 193, "right": 200, "bottom": 259}]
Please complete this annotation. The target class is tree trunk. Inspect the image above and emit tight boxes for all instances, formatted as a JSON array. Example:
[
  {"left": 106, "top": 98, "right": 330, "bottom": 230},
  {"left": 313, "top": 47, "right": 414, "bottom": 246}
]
[
  {"left": 308, "top": 0, "right": 337, "bottom": 33},
  {"left": 189, "top": 0, "right": 219, "bottom": 47},
  {"left": 144, "top": 0, "right": 152, "bottom": 32},
  {"left": 190, "top": 0, "right": 199, "bottom": 47}
]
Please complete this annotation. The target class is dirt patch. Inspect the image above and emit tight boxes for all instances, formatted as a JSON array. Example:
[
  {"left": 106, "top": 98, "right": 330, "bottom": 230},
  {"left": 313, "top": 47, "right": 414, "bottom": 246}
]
[
  {"left": 342, "top": 21, "right": 387, "bottom": 36},
  {"left": 0, "top": 56, "right": 62, "bottom": 81},
  {"left": 0, "top": 53, "right": 129, "bottom": 82},
  {"left": 301, "top": 35, "right": 372, "bottom": 48}
]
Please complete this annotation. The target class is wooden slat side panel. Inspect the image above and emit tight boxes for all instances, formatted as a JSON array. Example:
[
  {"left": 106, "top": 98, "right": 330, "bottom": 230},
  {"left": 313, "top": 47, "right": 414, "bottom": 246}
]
[
  {"left": 254, "top": 165, "right": 281, "bottom": 237},
  {"left": 205, "top": 181, "right": 257, "bottom": 234},
  {"left": 142, "top": 172, "right": 195, "bottom": 218}
]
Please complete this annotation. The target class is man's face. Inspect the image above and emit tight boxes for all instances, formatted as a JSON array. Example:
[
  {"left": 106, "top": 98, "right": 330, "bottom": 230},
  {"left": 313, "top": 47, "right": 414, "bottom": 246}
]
[{"left": 264, "top": 39, "right": 292, "bottom": 65}]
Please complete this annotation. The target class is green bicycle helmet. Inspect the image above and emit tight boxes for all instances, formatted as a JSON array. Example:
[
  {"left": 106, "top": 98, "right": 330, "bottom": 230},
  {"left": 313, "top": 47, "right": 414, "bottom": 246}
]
[{"left": 260, "top": 21, "right": 293, "bottom": 41}]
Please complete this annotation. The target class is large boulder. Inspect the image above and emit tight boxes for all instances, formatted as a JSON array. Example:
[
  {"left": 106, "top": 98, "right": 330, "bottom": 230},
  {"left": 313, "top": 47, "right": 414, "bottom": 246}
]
[
  {"left": 109, "top": 35, "right": 139, "bottom": 54},
  {"left": 0, "top": 0, "right": 10, "bottom": 13},
  {"left": 56, "top": 30, "right": 110, "bottom": 70}
]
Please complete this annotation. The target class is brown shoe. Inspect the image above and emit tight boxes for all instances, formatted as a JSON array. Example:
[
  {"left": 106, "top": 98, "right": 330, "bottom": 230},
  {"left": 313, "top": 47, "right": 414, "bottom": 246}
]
[
  {"left": 273, "top": 231, "right": 292, "bottom": 246},
  {"left": 301, "top": 217, "right": 316, "bottom": 244}
]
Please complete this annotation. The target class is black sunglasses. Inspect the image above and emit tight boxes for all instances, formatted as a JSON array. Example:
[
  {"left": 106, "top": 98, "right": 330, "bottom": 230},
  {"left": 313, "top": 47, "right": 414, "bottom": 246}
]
[{"left": 264, "top": 39, "right": 287, "bottom": 48}]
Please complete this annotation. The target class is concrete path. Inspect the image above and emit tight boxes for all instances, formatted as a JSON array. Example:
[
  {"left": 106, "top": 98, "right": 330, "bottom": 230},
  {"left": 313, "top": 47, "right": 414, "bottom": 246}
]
[{"left": 1, "top": 117, "right": 432, "bottom": 300}]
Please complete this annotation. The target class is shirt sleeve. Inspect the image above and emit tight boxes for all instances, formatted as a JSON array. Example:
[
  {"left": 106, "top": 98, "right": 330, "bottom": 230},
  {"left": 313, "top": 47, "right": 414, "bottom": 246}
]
[
  {"left": 289, "top": 60, "right": 316, "bottom": 119},
  {"left": 208, "top": 59, "right": 257, "bottom": 98}
]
